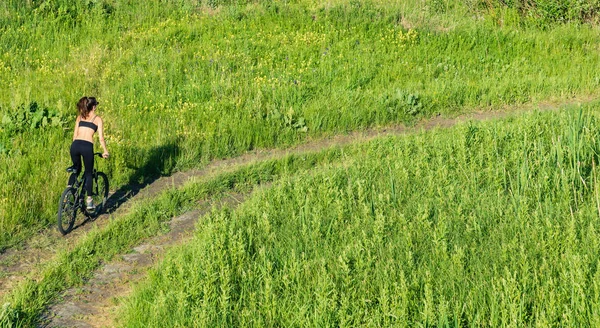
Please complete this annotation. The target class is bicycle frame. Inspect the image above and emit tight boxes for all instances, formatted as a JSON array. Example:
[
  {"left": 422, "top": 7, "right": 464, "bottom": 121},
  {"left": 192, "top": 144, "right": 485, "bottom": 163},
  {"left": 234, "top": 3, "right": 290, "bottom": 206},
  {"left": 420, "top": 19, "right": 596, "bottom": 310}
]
[
  {"left": 59, "top": 152, "right": 108, "bottom": 234},
  {"left": 67, "top": 153, "right": 105, "bottom": 217}
]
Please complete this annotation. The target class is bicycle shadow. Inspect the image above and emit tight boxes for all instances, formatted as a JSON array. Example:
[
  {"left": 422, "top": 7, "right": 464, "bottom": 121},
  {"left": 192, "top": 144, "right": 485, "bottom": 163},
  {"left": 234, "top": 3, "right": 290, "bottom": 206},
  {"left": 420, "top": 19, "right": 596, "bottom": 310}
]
[{"left": 71, "top": 140, "right": 181, "bottom": 231}]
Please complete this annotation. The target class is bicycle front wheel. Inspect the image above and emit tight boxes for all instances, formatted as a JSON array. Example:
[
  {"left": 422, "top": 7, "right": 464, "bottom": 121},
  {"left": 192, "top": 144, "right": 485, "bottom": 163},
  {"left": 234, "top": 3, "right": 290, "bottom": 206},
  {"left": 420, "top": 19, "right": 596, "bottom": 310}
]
[
  {"left": 57, "top": 187, "right": 77, "bottom": 235},
  {"left": 87, "top": 172, "right": 109, "bottom": 217}
]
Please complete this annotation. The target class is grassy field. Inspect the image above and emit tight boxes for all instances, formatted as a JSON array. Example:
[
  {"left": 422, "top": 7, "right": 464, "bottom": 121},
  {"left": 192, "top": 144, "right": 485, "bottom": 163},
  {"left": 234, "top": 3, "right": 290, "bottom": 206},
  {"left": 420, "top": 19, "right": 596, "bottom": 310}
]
[
  {"left": 4, "top": 103, "right": 599, "bottom": 327},
  {"left": 1, "top": 0, "right": 600, "bottom": 250},
  {"left": 119, "top": 104, "right": 600, "bottom": 327},
  {"left": 0, "top": 138, "right": 348, "bottom": 326},
  {"left": 2, "top": 1, "right": 600, "bottom": 326}
]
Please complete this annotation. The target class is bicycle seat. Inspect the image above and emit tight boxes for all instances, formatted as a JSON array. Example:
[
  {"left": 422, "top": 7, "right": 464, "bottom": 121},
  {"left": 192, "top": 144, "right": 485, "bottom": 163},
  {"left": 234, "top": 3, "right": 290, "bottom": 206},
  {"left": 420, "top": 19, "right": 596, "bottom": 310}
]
[{"left": 66, "top": 166, "right": 78, "bottom": 174}]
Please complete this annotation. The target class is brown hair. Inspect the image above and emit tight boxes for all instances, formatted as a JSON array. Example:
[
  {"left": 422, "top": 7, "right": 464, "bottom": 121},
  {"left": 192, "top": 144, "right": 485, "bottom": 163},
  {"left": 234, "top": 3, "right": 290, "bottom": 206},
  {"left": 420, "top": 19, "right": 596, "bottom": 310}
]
[{"left": 77, "top": 96, "right": 99, "bottom": 119}]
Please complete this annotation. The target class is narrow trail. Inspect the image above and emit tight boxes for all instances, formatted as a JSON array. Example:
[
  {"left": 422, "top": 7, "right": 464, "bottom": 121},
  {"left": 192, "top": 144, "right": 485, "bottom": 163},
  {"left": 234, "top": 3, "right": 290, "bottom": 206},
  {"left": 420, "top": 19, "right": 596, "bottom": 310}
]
[
  {"left": 0, "top": 96, "right": 595, "bottom": 325},
  {"left": 41, "top": 189, "right": 255, "bottom": 327}
]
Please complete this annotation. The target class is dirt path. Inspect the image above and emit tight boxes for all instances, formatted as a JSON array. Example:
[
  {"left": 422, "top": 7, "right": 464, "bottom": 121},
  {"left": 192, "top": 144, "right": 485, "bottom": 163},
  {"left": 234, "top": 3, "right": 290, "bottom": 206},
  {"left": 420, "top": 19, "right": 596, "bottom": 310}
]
[
  {"left": 0, "top": 96, "right": 595, "bottom": 324},
  {"left": 40, "top": 188, "right": 254, "bottom": 327}
]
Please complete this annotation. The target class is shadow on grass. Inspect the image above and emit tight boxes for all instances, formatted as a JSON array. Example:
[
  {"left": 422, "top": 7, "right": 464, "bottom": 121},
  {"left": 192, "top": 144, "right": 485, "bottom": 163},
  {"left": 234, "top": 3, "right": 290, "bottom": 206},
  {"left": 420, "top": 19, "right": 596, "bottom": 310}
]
[{"left": 71, "top": 139, "right": 181, "bottom": 231}]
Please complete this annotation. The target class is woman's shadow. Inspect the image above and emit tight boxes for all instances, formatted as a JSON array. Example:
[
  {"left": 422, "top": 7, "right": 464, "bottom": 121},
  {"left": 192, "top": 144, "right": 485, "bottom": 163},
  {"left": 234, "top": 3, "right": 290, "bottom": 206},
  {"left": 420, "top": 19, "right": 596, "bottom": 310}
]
[{"left": 72, "top": 139, "right": 180, "bottom": 230}]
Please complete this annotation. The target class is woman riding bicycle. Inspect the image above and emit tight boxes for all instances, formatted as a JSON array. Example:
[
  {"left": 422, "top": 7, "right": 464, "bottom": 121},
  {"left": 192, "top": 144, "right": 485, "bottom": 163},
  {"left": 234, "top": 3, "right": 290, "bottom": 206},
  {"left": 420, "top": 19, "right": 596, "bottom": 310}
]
[{"left": 68, "top": 96, "right": 109, "bottom": 209}]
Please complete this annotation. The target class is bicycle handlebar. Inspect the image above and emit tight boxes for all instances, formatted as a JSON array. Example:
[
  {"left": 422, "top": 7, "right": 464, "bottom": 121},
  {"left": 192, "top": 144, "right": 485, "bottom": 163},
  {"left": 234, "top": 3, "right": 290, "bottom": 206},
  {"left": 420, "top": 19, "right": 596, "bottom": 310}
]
[{"left": 94, "top": 152, "right": 108, "bottom": 159}]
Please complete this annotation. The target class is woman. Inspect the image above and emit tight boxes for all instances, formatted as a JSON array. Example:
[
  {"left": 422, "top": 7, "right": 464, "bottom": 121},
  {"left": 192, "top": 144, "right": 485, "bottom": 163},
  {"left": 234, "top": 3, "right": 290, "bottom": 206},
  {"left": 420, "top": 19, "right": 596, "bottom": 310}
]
[{"left": 68, "top": 96, "right": 109, "bottom": 209}]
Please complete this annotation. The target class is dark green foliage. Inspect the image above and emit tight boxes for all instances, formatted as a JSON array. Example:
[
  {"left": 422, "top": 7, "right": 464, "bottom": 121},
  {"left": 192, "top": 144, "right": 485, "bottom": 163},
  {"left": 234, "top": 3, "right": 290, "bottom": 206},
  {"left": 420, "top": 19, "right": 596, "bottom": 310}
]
[
  {"left": 0, "top": 102, "right": 66, "bottom": 155},
  {"left": 477, "top": 0, "right": 600, "bottom": 25},
  {"left": 380, "top": 89, "right": 424, "bottom": 119}
]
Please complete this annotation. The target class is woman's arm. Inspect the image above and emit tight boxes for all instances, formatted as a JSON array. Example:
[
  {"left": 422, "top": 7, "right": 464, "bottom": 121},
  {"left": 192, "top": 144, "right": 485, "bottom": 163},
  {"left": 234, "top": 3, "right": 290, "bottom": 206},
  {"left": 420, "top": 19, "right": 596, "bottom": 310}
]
[
  {"left": 97, "top": 117, "right": 109, "bottom": 158},
  {"left": 72, "top": 115, "right": 80, "bottom": 141}
]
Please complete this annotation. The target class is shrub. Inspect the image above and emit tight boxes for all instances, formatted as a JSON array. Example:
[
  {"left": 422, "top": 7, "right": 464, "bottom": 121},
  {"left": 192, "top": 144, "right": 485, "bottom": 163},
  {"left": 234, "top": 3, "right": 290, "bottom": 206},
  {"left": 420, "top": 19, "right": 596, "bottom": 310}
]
[
  {"left": 0, "top": 102, "right": 67, "bottom": 155},
  {"left": 478, "top": 0, "right": 600, "bottom": 25}
]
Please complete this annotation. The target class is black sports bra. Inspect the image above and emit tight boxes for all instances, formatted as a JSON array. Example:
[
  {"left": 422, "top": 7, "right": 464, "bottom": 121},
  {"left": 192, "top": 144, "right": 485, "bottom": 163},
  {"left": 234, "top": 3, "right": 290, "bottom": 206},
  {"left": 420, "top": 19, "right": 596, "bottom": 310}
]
[{"left": 79, "top": 116, "right": 98, "bottom": 131}]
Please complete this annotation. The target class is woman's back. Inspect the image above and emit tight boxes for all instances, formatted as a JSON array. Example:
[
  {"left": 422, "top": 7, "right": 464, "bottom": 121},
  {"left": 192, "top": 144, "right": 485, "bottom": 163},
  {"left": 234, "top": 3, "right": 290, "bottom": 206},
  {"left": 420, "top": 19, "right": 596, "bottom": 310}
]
[{"left": 74, "top": 114, "right": 101, "bottom": 143}]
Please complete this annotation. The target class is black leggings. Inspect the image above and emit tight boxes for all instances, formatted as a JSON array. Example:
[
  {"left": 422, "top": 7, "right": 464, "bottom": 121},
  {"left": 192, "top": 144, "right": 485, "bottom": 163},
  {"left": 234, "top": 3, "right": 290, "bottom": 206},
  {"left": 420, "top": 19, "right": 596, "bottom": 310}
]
[{"left": 68, "top": 140, "right": 94, "bottom": 196}]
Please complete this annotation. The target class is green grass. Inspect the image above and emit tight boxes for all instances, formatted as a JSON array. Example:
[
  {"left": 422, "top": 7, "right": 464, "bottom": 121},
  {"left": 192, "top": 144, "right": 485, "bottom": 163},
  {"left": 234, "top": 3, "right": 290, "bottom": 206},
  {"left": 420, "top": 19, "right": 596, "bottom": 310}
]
[
  {"left": 119, "top": 104, "right": 600, "bottom": 327},
  {"left": 0, "top": 142, "right": 348, "bottom": 327},
  {"left": 1, "top": 0, "right": 600, "bottom": 251}
]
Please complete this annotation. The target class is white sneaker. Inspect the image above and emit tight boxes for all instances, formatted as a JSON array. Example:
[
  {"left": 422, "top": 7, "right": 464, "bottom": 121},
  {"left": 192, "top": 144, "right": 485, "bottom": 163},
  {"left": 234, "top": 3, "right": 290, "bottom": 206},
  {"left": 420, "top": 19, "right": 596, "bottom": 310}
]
[{"left": 86, "top": 198, "right": 95, "bottom": 210}]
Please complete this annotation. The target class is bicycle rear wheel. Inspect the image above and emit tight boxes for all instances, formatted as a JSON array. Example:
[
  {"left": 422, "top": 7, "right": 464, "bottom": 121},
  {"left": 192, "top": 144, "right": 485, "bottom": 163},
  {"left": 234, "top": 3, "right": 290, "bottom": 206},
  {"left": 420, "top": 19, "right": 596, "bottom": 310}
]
[
  {"left": 86, "top": 171, "right": 109, "bottom": 217},
  {"left": 57, "top": 187, "right": 77, "bottom": 235}
]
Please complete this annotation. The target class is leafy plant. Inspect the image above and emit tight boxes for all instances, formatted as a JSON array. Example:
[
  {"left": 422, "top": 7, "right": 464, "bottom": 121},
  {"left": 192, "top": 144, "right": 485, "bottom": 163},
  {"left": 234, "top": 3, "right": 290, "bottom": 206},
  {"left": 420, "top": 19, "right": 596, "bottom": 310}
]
[
  {"left": 1, "top": 102, "right": 65, "bottom": 135},
  {"left": 270, "top": 107, "right": 308, "bottom": 132},
  {"left": 380, "top": 90, "right": 424, "bottom": 117},
  {"left": 0, "top": 102, "right": 67, "bottom": 155}
]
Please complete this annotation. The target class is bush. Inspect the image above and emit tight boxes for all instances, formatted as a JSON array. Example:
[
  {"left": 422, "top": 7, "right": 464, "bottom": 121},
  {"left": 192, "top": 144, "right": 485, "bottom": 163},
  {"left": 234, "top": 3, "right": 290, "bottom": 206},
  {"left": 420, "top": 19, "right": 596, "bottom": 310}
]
[
  {"left": 0, "top": 102, "right": 67, "bottom": 155},
  {"left": 479, "top": 0, "right": 600, "bottom": 25}
]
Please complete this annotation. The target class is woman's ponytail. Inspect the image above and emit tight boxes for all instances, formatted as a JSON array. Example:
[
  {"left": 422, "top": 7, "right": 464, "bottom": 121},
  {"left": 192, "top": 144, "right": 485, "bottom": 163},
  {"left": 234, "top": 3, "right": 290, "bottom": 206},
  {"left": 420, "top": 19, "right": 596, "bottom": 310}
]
[
  {"left": 77, "top": 96, "right": 98, "bottom": 119},
  {"left": 77, "top": 97, "right": 91, "bottom": 119}
]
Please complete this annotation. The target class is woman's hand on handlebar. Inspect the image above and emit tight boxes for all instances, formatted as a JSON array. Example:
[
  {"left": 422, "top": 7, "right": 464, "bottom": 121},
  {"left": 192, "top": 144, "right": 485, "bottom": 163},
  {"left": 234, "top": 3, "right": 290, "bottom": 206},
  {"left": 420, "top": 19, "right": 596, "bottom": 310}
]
[{"left": 94, "top": 152, "right": 109, "bottom": 159}]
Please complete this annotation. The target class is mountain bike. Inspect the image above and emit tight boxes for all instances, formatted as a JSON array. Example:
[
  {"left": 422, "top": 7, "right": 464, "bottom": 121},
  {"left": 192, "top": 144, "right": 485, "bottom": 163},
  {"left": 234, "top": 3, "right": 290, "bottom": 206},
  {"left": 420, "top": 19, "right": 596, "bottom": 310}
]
[{"left": 57, "top": 152, "right": 109, "bottom": 235}]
